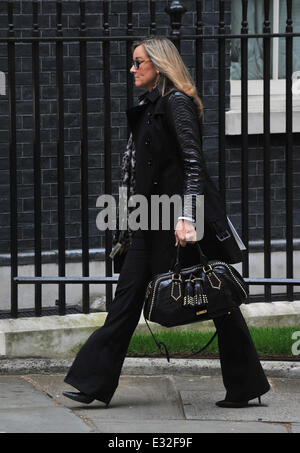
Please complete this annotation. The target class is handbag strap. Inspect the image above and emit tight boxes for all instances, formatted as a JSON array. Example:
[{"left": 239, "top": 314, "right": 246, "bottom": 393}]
[
  {"left": 188, "top": 314, "right": 228, "bottom": 356},
  {"left": 144, "top": 315, "right": 228, "bottom": 362},
  {"left": 144, "top": 318, "right": 170, "bottom": 362},
  {"left": 173, "top": 242, "right": 208, "bottom": 274},
  {"left": 189, "top": 330, "right": 218, "bottom": 356}
]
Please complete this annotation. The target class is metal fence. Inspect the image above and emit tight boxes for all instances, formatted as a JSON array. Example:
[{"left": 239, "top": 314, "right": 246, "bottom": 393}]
[{"left": 1, "top": 0, "right": 300, "bottom": 318}]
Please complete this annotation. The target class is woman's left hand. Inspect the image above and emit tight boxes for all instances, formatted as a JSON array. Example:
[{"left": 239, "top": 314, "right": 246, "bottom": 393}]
[{"left": 175, "top": 219, "right": 197, "bottom": 247}]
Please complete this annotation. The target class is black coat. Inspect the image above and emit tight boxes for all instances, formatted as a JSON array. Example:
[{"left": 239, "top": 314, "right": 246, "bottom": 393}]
[{"left": 126, "top": 87, "right": 243, "bottom": 276}]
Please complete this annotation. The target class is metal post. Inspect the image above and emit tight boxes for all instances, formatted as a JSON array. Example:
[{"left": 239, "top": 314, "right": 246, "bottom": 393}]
[
  {"left": 218, "top": 0, "right": 226, "bottom": 206},
  {"left": 32, "top": 0, "right": 42, "bottom": 316},
  {"left": 103, "top": 0, "right": 113, "bottom": 309},
  {"left": 263, "top": 0, "right": 272, "bottom": 301},
  {"left": 8, "top": 0, "right": 18, "bottom": 318},
  {"left": 285, "top": 0, "right": 294, "bottom": 301},
  {"left": 241, "top": 0, "right": 249, "bottom": 278},
  {"left": 56, "top": 0, "right": 66, "bottom": 315},
  {"left": 79, "top": 0, "right": 90, "bottom": 313},
  {"left": 165, "top": 0, "right": 186, "bottom": 50}
]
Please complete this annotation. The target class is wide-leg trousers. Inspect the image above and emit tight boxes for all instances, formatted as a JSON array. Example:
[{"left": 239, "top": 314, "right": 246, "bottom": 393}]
[{"left": 64, "top": 232, "right": 270, "bottom": 403}]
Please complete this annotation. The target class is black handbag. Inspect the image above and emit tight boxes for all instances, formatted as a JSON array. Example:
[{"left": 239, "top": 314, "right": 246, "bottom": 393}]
[{"left": 143, "top": 243, "right": 248, "bottom": 360}]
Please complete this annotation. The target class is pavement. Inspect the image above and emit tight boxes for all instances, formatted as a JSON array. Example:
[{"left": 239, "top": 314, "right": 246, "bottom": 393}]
[{"left": 0, "top": 357, "right": 300, "bottom": 434}]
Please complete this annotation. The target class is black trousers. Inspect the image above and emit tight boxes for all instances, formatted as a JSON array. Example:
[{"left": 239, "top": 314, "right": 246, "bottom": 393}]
[{"left": 64, "top": 232, "right": 270, "bottom": 403}]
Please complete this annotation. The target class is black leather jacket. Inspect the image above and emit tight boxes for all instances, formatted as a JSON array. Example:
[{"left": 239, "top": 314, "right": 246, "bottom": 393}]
[{"left": 127, "top": 87, "right": 205, "bottom": 222}]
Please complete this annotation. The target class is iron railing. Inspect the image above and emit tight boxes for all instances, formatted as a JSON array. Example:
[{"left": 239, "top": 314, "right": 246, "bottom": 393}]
[{"left": 0, "top": 0, "right": 299, "bottom": 318}]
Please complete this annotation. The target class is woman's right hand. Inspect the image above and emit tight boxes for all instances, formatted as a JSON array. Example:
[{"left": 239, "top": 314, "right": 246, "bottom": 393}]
[{"left": 175, "top": 219, "right": 197, "bottom": 247}]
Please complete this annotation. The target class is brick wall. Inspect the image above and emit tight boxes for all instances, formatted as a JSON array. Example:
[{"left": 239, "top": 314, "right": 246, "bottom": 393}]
[{"left": 225, "top": 134, "right": 300, "bottom": 244}]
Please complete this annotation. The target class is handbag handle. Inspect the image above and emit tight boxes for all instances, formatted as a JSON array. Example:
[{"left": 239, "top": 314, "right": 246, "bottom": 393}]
[{"left": 173, "top": 242, "right": 208, "bottom": 274}]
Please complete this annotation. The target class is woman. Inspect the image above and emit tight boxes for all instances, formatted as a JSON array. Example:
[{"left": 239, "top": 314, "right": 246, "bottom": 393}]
[{"left": 63, "top": 36, "right": 270, "bottom": 408}]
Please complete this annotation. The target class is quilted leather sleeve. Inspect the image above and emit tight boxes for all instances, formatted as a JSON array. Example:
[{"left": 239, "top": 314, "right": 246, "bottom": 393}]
[{"left": 166, "top": 91, "right": 205, "bottom": 221}]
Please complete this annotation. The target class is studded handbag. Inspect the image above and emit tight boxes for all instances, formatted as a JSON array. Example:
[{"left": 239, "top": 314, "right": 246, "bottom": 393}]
[
  {"left": 143, "top": 243, "right": 248, "bottom": 356},
  {"left": 143, "top": 244, "right": 248, "bottom": 360}
]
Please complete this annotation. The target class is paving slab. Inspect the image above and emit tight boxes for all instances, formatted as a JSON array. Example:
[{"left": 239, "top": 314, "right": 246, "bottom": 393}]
[
  {"left": 177, "top": 378, "right": 300, "bottom": 424},
  {"left": 180, "top": 390, "right": 300, "bottom": 423},
  {"left": 0, "top": 407, "right": 92, "bottom": 433},
  {"left": 0, "top": 375, "right": 92, "bottom": 433},
  {"left": 30, "top": 374, "right": 185, "bottom": 420},
  {"left": 179, "top": 375, "right": 300, "bottom": 424},
  {"left": 0, "top": 376, "right": 54, "bottom": 409}
]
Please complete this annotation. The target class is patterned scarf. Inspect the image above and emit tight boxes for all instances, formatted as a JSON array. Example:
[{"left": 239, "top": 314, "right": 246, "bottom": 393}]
[{"left": 113, "top": 96, "right": 147, "bottom": 250}]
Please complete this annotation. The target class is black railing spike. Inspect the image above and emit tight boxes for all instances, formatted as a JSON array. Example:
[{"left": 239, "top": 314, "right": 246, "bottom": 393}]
[
  {"left": 241, "top": 0, "right": 248, "bottom": 33},
  {"left": 165, "top": 0, "right": 187, "bottom": 36},
  {"left": 150, "top": 0, "right": 156, "bottom": 35}
]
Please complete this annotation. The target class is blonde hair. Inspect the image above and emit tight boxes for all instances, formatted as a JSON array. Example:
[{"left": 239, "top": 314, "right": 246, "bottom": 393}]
[{"left": 132, "top": 36, "right": 203, "bottom": 117}]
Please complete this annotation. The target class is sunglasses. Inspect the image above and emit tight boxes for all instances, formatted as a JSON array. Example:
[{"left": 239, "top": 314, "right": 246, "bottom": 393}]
[{"left": 132, "top": 58, "right": 150, "bottom": 70}]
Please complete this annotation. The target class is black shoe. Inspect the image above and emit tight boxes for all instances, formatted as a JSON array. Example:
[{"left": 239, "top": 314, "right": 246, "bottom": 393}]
[
  {"left": 216, "top": 396, "right": 262, "bottom": 408},
  {"left": 62, "top": 391, "right": 111, "bottom": 407},
  {"left": 62, "top": 391, "right": 94, "bottom": 404}
]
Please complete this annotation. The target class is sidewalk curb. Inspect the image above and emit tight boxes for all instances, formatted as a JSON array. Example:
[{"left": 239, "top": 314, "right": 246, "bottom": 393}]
[{"left": 0, "top": 357, "right": 299, "bottom": 378}]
